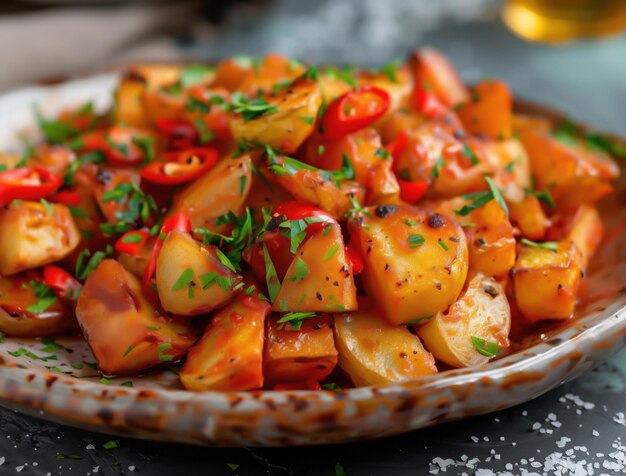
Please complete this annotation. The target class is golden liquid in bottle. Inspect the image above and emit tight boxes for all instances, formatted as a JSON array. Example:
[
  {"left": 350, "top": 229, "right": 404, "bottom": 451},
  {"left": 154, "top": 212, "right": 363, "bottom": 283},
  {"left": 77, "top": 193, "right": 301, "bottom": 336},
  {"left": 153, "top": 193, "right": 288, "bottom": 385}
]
[{"left": 502, "top": 0, "right": 626, "bottom": 43}]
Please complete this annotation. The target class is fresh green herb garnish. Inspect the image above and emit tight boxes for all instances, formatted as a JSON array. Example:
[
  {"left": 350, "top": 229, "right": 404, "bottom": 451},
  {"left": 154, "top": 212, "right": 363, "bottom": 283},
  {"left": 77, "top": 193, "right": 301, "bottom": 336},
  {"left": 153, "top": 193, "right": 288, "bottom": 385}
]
[
  {"left": 408, "top": 234, "right": 425, "bottom": 249},
  {"left": 520, "top": 238, "right": 558, "bottom": 252},
  {"left": 262, "top": 242, "right": 281, "bottom": 303},
  {"left": 231, "top": 92, "right": 278, "bottom": 122},
  {"left": 277, "top": 311, "right": 317, "bottom": 331},
  {"left": 471, "top": 336, "right": 500, "bottom": 357}
]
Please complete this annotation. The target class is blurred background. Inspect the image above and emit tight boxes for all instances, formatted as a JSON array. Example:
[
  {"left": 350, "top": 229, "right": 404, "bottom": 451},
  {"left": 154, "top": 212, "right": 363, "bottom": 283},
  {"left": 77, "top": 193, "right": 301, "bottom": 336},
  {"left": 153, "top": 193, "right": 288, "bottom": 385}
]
[{"left": 1, "top": 0, "right": 625, "bottom": 136}]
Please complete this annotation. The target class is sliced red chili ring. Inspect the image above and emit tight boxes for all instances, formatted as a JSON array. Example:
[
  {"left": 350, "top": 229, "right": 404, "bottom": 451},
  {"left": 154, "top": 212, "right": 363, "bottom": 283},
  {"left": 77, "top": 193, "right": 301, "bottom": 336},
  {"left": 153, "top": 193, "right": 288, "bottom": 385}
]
[
  {"left": 43, "top": 265, "right": 82, "bottom": 301},
  {"left": 49, "top": 188, "right": 82, "bottom": 207},
  {"left": 344, "top": 242, "right": 364, "bottom": 276},
  {"left": 139, "top": 148, "right": 218, "bottom": 186},
  {"left": 154, "top": 118, "right": 199, "bottom": 150},
  {"left": 397, "top": 179, "right": 429, "bottom": 204},
  {"left": 412, "top": 85, "right": 448, "bottom": 118},
  {"left": 80, "top": 130, "right": 144, "bottom": 167},
  {"left": 142, "top": 213, "right": 192, "bottom": 294},
  {"left": 0, "top": 167, "right": 62, "bottom": 205},
  {"left": 271, "top": 201, "right": 337, "bottom": 236},
  {"left": 321, "top": 86, "right": 390, "bottom": 140},
  {"left": 385, "top": 130, "right": 409, "bottom": 161},
  {"left": 115, "top": 230, "right": 150, "bottom": 256}
]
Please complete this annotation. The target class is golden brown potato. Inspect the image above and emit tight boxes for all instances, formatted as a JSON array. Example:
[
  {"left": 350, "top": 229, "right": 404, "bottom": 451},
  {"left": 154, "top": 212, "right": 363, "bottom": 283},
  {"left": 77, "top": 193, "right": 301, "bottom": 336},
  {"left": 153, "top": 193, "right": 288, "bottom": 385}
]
[
  {"left": 513, "top": 241, "right": 582, "bottom": 322},
  {"left": 128, "top": 64, "right": 183, "bottom": 90},
  {"left": 334, "top": 304, "right": 437, "bottom": 386},
  {"left": 409, "top": 47, "right": 469, "bottom": 107},
  {"left": 348, "top": 205, "right": 468, "bottom": 325},
  {"left": 180, "top": 294, "right": 269, "bottom": 391},
  {"left": 170, "top": 154, "right": 252, "bottom": 231},
  {"left": 90, "top": 167, "right": 141, "bottom": 225},
  {"left": 508, "top": 195, "right": 548, "bottom": 241},
  {"left": 262, "top": 158, "right": 365, "bottom": 219},
  {"left": 434, "top": 198, "right": 515, "bottom": 278},
  {"left": 264, "top": 315, "right": 337, "bottom": 386},
  {"left": 231, "top": 78, "right": 322, "bottom": 153},
  {"left": 417, "top": 273, "right": 510, "bottom": 368},
  {"left": 0, "top": 201, "right": 80, "bottom": 276},
  {"left": 549, "top": 205, "right": 603, "bottom": 270},
  {"left": 156, "top": 231, "right": 240, "bottom": 316},
  {"left": 457, "top": 80, "right": 513, "bottom": 140},
  {"left": 479, "top": 138, "right": 531, "bottom": 204},
  {"left": 115, "top": 76, "right": 148, "bottom": 127},
  {"left": 0, "top": 275, "right": 76, "bottom": 337},
  {"left": 76, "top": 259, "right": 196, "bottom": 375},
  {"left": 273, "top": 223, "right": 357, "bottom": 312}
]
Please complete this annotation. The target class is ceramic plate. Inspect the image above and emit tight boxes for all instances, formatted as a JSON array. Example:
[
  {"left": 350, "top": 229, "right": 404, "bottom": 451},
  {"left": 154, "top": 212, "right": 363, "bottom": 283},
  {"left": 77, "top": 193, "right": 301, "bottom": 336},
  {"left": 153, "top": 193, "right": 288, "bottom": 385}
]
[{"left": 0, "top": 74, "right": 624, "bottom": 447}]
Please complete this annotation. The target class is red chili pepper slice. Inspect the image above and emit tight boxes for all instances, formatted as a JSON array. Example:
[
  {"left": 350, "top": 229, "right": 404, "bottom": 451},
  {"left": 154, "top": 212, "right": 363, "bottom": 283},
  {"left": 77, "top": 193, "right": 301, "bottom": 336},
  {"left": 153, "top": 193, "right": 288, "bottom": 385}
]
[
  {"left": 398, "top": 179, "right": 429, "bottom": 204},
  {"left": 139, "top": 148, "right": 218, "bottom": 186},
  {"left": 80, "top": 129, "right": 146, "bottom": 167},
  {"left": 49, "top": 188, "right": 82, "bottom": 207},
  {"left": 385, "top": 130, "right": 409, "bottom": 161},
  {"left": 413, "top": 85, "right": 448, "bottom": 118},
  {"left": 321, "top": 86, "right": 390, "bottom": 140},
  {"left": 344, "top": 243, "right": 364, "bottom": 276},
  {"left": 154, "top": 118, "right": 199, "bottom": 150},
  {"left": 115, "top": 230, "right": 150, "bottom": 256},
  {"left": 142, "top": 213, "right": 192, "bottom": 293},
  {"left": 0, "top": 167, "right": 62, "bottom": 205},
  {"left": 271, "top": 201, "right": 336, "bottom": 236},
  {"left": 43, "top": 265, "right": 82, "bottom": 301}
]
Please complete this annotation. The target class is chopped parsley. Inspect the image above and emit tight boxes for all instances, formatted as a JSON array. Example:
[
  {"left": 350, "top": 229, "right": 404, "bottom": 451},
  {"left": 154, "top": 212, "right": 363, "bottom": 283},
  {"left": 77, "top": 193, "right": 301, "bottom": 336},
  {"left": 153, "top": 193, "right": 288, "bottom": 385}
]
[
  {"left": 432, "top": 156, "right": 445, "bottom": 178},
  {"left": 526, "top": 187, "right": 555, "bottom": 209},
  {"left": 277, "top": 311, "right": 317, "bottom": 331},
  {"left": 75, "top": 245, "right": 113, "bottom": 281},
  {"left": 26, "top": 281, "right": 57, "bottom": 314},
  {"left": 158, "top": 343, "right": 174, "bottom": 362},
  {"left": 172, "top": 268, "right": 194, "bottom": 292},
  {"left": 462, "top": 144, "right": 480, "bottom": 165},
  {"left": 103, "top": 440, "right": 120, "bottom": 450},
  {"left": 408, "top": 234, "right": 425, "bottom": 249},
  {"left": 262, "top": 242, "right": 281, "bottom": 303},
  {"left": 323, "top": 244, "right": 339, "bottom": 260},
  {"left": 520, "top": 238, "right": 558, "bottom": 252},
  {"left": 287, "top": 258, "right": 309, "bottom": 282},
  {"left": 438, "top": 238, "right": 449, "bottom": 251},
  {"left": 470, "top": 336, "right": 500, "bottom": 357},
  {"left": 231, "top": 92, "right": 278, "bottom": 122},
  {"left": 180, "top": 64, "right": 214, "bottom": 87}
]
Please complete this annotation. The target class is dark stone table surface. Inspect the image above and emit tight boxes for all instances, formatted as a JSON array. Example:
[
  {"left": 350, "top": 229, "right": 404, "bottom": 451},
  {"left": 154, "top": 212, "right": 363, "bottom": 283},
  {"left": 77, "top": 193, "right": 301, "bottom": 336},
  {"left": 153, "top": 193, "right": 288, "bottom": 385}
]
[{"left": 1, "top": 1, "right": 626, "bottom": 475}]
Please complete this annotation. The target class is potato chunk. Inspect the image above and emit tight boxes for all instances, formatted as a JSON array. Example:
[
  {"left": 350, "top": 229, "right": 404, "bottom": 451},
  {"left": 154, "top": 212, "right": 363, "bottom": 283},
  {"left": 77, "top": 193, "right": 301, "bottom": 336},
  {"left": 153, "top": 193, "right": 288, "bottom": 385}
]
[
  {"left": 273, "top": 223, "right": 357, "bottom": 313},
  {"left": 76, "top": 259, "right": 196, "bottom": 375},
  {"left": 170, "top": 154, "right": 252, "bottom": 231},
  {"left": 457, "top": 80, "right": 513, "bottom": 140},
  {"left": 409, "top": 48, "right": 469, "bottom": 107},
  {"left": 417, "top": 273, "right": 510, "bottom": 368},
  {"left": 264, "top": 315, "right": 337, "bottom": 386},
  {"left": 0, "top": 275, "right": 75, "bottom": 337},
  {"left": 231, "top": 78, "right": 322, "bottom": 153},
  {"left": 348, "top": 206, "right": 468, "bottom": 325},
  {"left": 513, "top": 242, "right": 582, "bottom": 322},
  {"left": 434, "top": 198, "right": 515, "bottom": 277},
  {"left": 0, "top": 201, "right": 80, "bottom": 276},
  {"left": 334, "top": 305, "right": 437, "bottom": 386},
  {"left": 180, "top": 294, "right": 269, "bottom": 391},
  {"left": 156, "top": 231, "right": 240, "bottom": 316}
]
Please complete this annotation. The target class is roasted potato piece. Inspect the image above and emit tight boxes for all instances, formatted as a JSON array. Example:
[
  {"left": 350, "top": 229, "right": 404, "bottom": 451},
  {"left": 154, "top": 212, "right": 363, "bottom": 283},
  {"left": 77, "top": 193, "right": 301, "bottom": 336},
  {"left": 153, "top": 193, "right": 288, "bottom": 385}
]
[
  {"left": 262, "top": 158, "right": 365, "bottom": 219},
  {"left": 409, "top": 47, "right": 469, "bottom": 107},
  {"left": 480, "top": 137, "right": 531, "bottom": 204},
  {"left": 76, "top": 259, "right": 196, "bottom": 375},
  {"left": 434, "top": 198, "right": 515, "bottom": 277},
  {"left": 0, "top": 275, "right": 75, "bottom": 337},
  {"left": 170, "top": 154, "right": 252, "bottom": 231},
  {"left": 117, "top": 234, "right": 155, "bottom": 278},
  {"left": 549, "top": 205, "right": 603, "bottom": 269},
  {"left": 348, "top": 206, "right": 468, "bottom": 325},
  {"left": 264, "top": 315, "right": 337, "bottom": 386},
  {"left": 554, "top": 175, "right": 613, "bottom": 212},
  {"left": 89, "top": 166, "right": 140, "bottom": 225},
  {"left": 273, "top": 223, "right": 357, "bottom": 312},
  {"left": 231, "top": 78, "right": 322, "bottom": 153},
  {"left": 508, "top": 195, "right": 548, "bottom": 241},
  {"left": 31, "top": 145, "right": 76, "bottom": 176},
  {"left": 0, "top": 201, "right": 80, "bottom": 276},
  {"left": 236, "top": 53, "right": 305, "bottom": 96},
  {"left": 417, "top": 273, "right": 510, "bottom": 368},
  {"left": 334, "top": 305, "right": 437, "bottom": 386},
  {"left": 180, "top": 294, "right": 269, "bottom": 391},
  {"left": 457, "top": 80, "right": 512, "bottom": 140},
  {"left": 115, "top": 75, "right": 148, "bottom": 126},
  {"left": 128, "top": 64, "right": 183, "bottom": 90},
  {"left": 156, "top": 231, "right": 241, "bottom": 316},
  {"left": 513, "top": 242, "right": 582, "bottom": 322}
]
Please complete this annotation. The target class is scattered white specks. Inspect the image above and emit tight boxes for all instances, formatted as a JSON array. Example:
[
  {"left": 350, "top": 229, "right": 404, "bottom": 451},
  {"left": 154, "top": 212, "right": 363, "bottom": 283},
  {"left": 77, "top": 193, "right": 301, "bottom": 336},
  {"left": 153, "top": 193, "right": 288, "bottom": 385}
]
[
  {"left": 532, "top": 422, "right": 541, "bottom": 431},
  {"left": 128, "top": 465, "right": 136, "bottom": 472},
  {"left": 522, "top": 410, "right": 528, "bottom": 416},
  {"left": 0, "top": 457, "right": 4, "bottom": 466},
  {"left": 16, "top": 465, "right": 24, "bottom": 472},
  {"left": 592, "top": 430, "right": 599, "bottom": 437},
  {"left": 92, "top": 466, "right": 100, "bottom": 474},
  {"left": 613, "top": 412, "right": 626, "bottom": 426},
  {"left": 562, "top": 393, "right": 595, "bottom": 410},
  {"left": 556, "top": 437, "right": 571, "bottom": 448},
  {"left": 470, "top": 436, "right": 480, "bottom": 443},
  {"left": 86, "top": 444, "right": 95, "bottom": 450}
]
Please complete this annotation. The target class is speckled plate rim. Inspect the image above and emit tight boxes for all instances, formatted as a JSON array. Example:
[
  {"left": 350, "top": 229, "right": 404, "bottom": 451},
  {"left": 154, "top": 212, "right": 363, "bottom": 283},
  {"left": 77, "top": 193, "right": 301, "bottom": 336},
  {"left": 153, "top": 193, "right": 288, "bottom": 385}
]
[{"left": 0, "top": 73, "right": 624, "bottom": 447}]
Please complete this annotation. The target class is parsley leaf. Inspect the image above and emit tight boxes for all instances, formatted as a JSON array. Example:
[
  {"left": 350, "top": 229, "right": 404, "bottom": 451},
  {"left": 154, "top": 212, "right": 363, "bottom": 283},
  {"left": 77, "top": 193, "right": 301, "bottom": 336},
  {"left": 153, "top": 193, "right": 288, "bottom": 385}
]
[
  {"left": 485, "top": 176, "right": 509, "bottom": 216},
  {"left": 180, "top": 64, "right": 214, "bottom": 88},
  {"left": 470, "top": 336, "right": 500, "bottom": 358},
  {"left": 262, "top": 242, "right": 281, "bottom": 303},
  {"left": 277, "top": 311, "right": 317, "bottom": 331},
  {"left": 520, "top": 238, "right": 558, "bottom": 252},
  {"left": 231, "top": 92, "right": 278, "bottom": 122},
  {"left": 408, "top": 234, "right": 425, "bottom": 249},
  {"left": 172, "top": 268, "right": 194, "bottom": 291}
]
